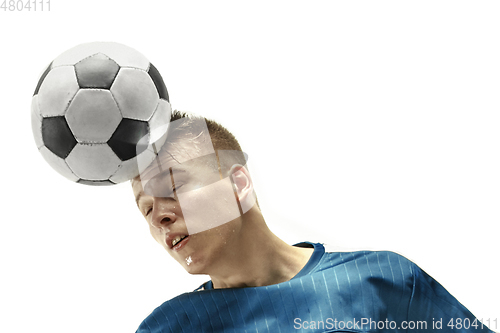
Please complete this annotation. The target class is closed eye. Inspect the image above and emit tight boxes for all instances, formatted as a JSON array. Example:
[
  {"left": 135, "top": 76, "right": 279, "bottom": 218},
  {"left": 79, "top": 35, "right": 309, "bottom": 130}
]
[{"left": 140, "top": 184, "right": 183, "bottom": 217}]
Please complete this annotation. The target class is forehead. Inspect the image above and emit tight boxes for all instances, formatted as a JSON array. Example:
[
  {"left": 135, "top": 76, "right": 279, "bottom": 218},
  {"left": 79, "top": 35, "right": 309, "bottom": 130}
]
[
  {"left": 137, "top": 117, "right": 216, "bottom": 183},
  {"left": 134, "top": 152, "right": 218, "bottom": 200}
]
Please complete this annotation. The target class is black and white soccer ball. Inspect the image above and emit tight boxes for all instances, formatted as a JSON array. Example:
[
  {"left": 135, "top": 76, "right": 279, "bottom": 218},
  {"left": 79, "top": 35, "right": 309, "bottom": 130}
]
[{"left": 31, "top": 42, "right": 171, "bottom": 186}]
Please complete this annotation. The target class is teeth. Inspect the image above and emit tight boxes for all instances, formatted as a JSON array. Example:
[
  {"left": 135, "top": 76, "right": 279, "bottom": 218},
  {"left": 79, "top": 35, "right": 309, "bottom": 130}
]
[{"left": 172, "top": 236, "right": 184, "bottom": 247}]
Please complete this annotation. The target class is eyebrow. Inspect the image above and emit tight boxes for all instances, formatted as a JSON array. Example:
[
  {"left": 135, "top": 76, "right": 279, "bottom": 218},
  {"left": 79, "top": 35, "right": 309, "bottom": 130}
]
[
  {"left": 134, "top": 167, "right": 189, "bottom": 206},
  {"left": 171, "top": 167, "right": 187, "bottom": 175}
]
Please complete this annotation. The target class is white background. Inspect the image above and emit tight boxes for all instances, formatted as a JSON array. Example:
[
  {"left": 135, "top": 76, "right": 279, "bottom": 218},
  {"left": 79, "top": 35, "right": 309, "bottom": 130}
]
[{"left": 1, "top": 1, "right": 498, "bottom": 332}]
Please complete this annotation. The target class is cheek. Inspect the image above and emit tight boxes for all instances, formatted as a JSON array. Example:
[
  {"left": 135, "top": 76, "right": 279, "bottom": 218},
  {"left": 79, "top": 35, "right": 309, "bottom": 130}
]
[
  {"left": 177, "top": 177, "right": 240, "bottom": 235},
  {"left": 148, "top": 225, "right": 163, "bottom": 243}
]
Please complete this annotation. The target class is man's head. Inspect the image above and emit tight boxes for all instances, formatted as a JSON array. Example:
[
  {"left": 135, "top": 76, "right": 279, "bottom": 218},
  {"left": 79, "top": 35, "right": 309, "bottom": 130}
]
[{"left": 132, "top": 111, "right": 257, "bottom": 274}]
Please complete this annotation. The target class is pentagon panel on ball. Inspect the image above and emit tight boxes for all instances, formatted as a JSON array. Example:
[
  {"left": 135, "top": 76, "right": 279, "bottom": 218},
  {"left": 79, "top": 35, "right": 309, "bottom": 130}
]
[{"left": 31, "top": 42, "right": 171, "bottom": 186}]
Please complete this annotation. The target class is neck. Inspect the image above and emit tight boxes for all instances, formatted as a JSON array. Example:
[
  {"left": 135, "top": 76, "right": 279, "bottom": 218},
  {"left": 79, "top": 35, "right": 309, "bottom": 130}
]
[{"left": 208, "top": 208, "right": 314, "bottom": 289}]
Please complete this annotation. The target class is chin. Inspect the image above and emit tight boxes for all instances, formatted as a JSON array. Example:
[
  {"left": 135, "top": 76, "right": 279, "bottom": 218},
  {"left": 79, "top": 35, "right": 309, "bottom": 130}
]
[
  {"left": 182, "top": 262, "right": 206, "bottom": 275},
  {"left": 179, "top": 254, "right": 211, "bottom": 275}
]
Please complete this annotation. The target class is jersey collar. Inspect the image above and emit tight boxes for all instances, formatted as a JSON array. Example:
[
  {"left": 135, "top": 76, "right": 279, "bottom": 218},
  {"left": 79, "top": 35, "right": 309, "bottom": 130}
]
[
  {"left": 290, "top": 242, "right": 325, "bottom": 279},
  {"left": 199, "top": 242, "right": 325, "bottom": 290}
]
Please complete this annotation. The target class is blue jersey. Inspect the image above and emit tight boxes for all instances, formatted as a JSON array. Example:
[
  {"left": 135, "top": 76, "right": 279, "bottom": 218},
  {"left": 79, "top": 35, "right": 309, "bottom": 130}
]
[{"left": 136, "top": 242, "right": 493, "bottom": 332}]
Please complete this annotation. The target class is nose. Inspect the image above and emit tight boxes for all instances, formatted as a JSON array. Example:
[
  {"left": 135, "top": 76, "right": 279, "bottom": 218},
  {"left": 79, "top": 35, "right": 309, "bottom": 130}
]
[{"left": 150, "top": 199, "right": 177, "bottom": 230}]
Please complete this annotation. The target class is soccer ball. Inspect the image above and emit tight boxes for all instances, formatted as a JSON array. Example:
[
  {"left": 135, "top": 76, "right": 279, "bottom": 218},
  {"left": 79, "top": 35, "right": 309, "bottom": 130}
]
[{"left": 31, "top": 42, "right": 171, "bottom": 186}]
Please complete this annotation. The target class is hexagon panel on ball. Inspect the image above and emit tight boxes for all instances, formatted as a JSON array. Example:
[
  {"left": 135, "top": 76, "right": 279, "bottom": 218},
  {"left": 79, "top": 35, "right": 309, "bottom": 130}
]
[
  {"left": 110, "top": 68, "right": 159, "bottom": 121},
  {"left": 65, "top": 89, "right": 122, "bottom": 143},
  {"left": 66, "top": 143, "right": 122, "bottom": 182},
  {"left": 37, "top": 66, "right": 80, "bottom": 117}
]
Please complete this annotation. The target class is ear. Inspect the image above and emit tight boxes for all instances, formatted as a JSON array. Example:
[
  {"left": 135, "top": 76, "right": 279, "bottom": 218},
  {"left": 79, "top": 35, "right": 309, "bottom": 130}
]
[{"left": 229, "top": 164, "right": 256, "bottom": 213}]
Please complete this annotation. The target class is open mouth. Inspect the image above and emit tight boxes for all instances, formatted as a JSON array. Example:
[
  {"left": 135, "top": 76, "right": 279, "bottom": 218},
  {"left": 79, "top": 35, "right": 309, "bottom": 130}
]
[{"left": 171, "top": 235, "right": 189, "bottom": 250}]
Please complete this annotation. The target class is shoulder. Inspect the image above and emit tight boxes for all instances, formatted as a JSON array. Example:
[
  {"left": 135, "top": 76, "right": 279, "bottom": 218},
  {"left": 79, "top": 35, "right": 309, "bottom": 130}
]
[
  {"left": 320, "top": 243, "right": 416, "bottom": 269},
  {"left": 313, "top": 244, "right": 418, "bottom": 286}
]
